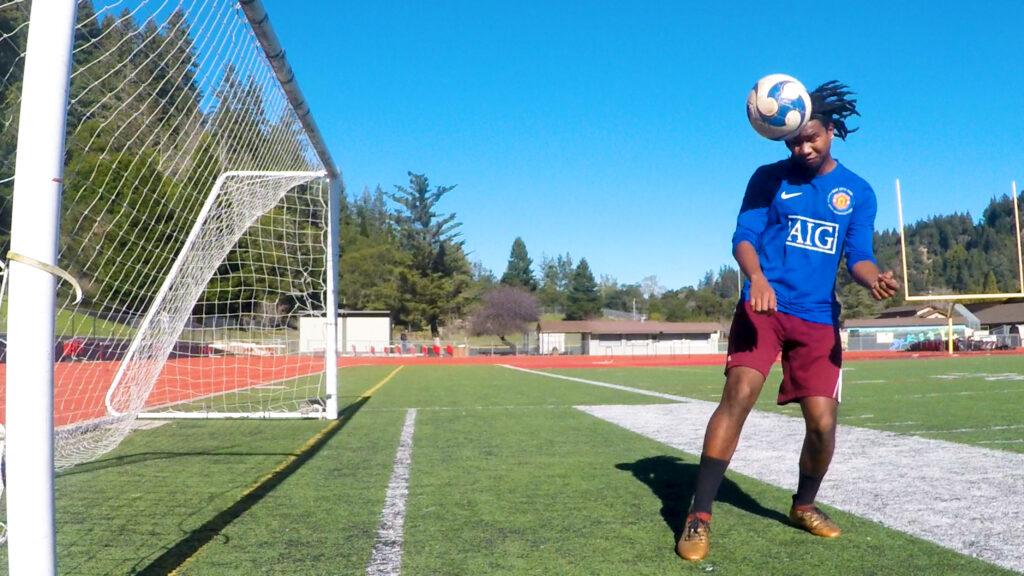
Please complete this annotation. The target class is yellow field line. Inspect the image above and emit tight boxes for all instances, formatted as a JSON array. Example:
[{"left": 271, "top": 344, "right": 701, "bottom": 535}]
[
  {"left": 360, "top": 365, "right": 404, "bottom": 398},
  {"left": 167, "top": 367, "right": 402, "bottom": 574},
  {"left": 167, "top": 419, "right": 341, "bottom": 576}
]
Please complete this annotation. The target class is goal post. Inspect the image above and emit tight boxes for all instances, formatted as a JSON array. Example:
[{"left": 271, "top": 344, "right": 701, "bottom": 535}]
[
  {"left": 3, "top": 0, "right": 79, "bottom": 572},
  {"left": 897, "top": 179, "right": 1024, "bottom": 301},
  {"left": 895, "top": 179, "right": 1022, "bottom": 353},
  {"left": 1, "top": 1, "right": 342, "bottom": 572}
]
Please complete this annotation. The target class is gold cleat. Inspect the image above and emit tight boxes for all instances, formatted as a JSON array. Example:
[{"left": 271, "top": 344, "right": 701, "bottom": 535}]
[
  {"left": 789, "top": 505, "right": 841, "bottom": 538},
  {"left": 676, "top": 514, "right": 711, "bottom": 561}
]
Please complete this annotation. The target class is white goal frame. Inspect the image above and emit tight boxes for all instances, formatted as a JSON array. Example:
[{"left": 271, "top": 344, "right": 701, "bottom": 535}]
[
  {"left": 2, "top": 2, "right": 342, "bottom": 574},
  {"left": 105, "top": 170, "right": 338, "bottom": 422}
]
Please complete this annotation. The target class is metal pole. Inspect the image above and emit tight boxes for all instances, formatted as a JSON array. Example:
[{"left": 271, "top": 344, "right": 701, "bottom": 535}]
[
  {"left": 323, "top": 177, "right": 341, "bottom": 419},
  {"left": 895, "top": 179, "right": 911, "bottom": 300},
  {"left": 947, "top": 303, "right": 955, "bottom": 355},
  {"left": 1013, "top": 181, "right": 1022, "bottom": 293},
  {"left": 5, "top": 1, "right": 79, "bottom": 574},
  {"left": 238, "top": 0, "right": 340, "bottom": 182}
]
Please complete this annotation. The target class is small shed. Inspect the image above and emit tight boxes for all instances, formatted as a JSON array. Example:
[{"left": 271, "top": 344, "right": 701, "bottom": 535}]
[{"left": 299, "top": 310, "right": 391, "bottom": 355}]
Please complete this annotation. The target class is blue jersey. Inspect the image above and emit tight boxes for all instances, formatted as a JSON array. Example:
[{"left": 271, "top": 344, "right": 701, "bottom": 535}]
[{"left": 732, "top": 159, "right": 878, "bottom": 325}]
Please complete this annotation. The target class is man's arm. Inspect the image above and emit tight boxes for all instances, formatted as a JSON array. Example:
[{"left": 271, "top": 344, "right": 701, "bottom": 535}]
[
  {"left": 735, "top": 240, "right": 776, "bottom": 313},
  {"left": 851, "top": 260, "right": 899, "bottom": 301}
]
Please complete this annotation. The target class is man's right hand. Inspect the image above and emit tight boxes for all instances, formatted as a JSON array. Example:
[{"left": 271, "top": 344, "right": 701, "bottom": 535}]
[{"left": 748, "top": 274, "right": 776, "bottom": 314}]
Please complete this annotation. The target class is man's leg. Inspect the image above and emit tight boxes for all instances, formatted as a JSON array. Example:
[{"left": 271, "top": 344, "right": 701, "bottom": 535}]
[
  {"left": 797, "top": 396, "right": 838, "bottom": 484},
  {"left": 788, "top": 395, "right": 841, "bottom": 537},
  {"left": 677, "top": 366, "right": 765, "bottom": 561},
  {"left": 692, "top": 366, "right": 767, "bottom": 511}
]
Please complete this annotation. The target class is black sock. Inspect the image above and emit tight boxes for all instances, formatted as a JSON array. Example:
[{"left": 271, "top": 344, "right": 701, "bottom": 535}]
[
  {"left": 792, "top": 472, "right": 823, "bottom": 508},
  {"left": 690, "top": 454, "right": 730, "bottom": 515}
]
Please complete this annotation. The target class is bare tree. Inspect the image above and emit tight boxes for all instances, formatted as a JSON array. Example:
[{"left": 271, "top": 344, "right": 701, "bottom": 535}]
[{"left": 470, "top": 285, "right": 540, "bottom": 349}]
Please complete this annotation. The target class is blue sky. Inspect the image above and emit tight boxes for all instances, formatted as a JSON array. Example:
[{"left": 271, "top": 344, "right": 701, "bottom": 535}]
[{"left": 260, "top": 0, "right": 1024, "bottom": 291}]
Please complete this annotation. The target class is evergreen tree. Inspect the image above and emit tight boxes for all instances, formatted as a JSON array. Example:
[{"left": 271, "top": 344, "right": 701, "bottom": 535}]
[
  {"left": 537, "top": 253, "right": 573, "bottom": 311},
  {"left": 209, "top": 66, "right": 271, "bottom": 169},
  {"left": 983, "top": 271, "right": 999, "bottom": 294},
  {"left": 601, "top": 282, "right": 646, "bottom": 317},
  {"left": 837, "top": 280, "right": 878, "bottom": 320},
  {"left": 333, "top": 186, "right": 402, "bottom": 314},
  {"left": 387, "top": 172, "right": 469, "bottom": 335},
  {"left": 564, "top": 258, "right": 601, "bottom": 320},
  {"left": 0, "top": 1, "right": 28, "bottom": 257},
  {"left": 500, "top": 236, "right": 538, "bottom": 291}
]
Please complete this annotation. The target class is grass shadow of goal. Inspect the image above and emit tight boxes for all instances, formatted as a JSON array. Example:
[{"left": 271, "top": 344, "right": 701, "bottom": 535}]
[{"left": 134, "top": 396, "right": 368, "bottom": 576}]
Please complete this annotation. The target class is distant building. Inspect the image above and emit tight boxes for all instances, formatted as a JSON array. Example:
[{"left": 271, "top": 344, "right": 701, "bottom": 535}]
[
  {"left": 537, "top": 320, "right": 722, "bottom": 356},
  {"left": 299, "top": 310, "right": 391, "bottom": 355},
  {"left": 843, "top": 300, "right": 1024, "bottom": 351},
  {"left": 843, "top": 315, "right": 970, "bottom": 352},
  {"left": 967, "top": 300, "right": 1024, "bottom": 348}
]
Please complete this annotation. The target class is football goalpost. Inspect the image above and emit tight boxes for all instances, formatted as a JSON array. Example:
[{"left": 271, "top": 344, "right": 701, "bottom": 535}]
[
  {"left": 895, "top": 179, "right": 1022, "bottom": 353},
  {"left": 1, "top": 1, "right": 342, "bottom": 574}
]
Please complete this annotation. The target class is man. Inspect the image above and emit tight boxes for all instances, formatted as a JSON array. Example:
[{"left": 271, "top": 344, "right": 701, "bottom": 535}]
[{"left": 677, "top": 81, "right": 899, "bottom": 562}]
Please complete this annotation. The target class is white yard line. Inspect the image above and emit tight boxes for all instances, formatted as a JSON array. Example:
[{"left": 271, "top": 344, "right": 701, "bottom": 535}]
[
  {"left": 502, "top": 366, "right": 1024, "bottom": 574},
  {"left": 895, "top": 389, "right": 1023, "bottom": 398},
  {"left": 366, "top": 409, "right": 417, "bottom": 576},
  {"left": 906, "top": 424, "right": 1024, "bottom": 435},
  {"left": 979, "top": 439, "right": 1024, "bottom": 445},
  {"left": 501, "top": 365, "right": 694, "bottom": 403}
]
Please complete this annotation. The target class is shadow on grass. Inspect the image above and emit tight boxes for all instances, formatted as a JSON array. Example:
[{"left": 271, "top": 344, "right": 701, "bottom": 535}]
[
  {"left": 60, "top": 396, "right": 370, "bottom": 477},
  {"left": 616, "top": 455, "right": 788, "bottom": 540},
  {"left": 59, "top": 449, "right": 297, "bottom": 476},
  {"left": 133, "top": 396, "right": 369, "bottom": 576}
]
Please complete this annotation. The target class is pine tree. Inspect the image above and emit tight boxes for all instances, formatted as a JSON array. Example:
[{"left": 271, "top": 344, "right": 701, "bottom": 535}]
[
  {"left": 565, "top": 258, "right": 601, "bottom": 320},
  {"left": 500, "top": 236, "right": 538, "bottom": 291},
  {"left": 387, "top": 172, "right": 469, "bottom": 335},
  {"left": 537, "top": 253, "right": 573, "bottom": 311}
]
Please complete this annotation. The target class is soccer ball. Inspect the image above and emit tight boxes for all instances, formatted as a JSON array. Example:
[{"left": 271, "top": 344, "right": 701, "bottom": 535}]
[{"left": 746, "top": 74, "right": 812, "bottom": 141}]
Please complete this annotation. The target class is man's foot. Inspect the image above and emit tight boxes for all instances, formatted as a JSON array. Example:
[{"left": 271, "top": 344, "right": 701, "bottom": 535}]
[
  {"left": 789, "top": 505, "right": 841, "bottom": 538},
  {"left": 676, "top": 513, "right": 711, "bottom": 561}
]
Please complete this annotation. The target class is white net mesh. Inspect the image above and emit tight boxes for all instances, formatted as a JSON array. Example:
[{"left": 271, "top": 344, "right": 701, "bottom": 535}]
[{"left": 0, "top": 0, "right": 336, "bottom": 469}]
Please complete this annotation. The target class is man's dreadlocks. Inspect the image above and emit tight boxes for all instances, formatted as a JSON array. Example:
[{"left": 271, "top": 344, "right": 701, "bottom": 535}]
[{"left": 809, "top": 81, "right": 859, "bottom": 140}]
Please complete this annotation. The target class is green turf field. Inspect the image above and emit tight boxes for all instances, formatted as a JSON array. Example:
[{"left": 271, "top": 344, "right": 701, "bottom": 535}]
[{"left": 1, "top": 356, "right": 1021, "bottom": 575}]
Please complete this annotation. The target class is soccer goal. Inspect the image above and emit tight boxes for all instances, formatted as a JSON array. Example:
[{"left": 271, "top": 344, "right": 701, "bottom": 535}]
[
  {"left": 0, "top": 1, "right": 341, "bottom": 572},
  {"left": 895, "top": 179, "right": 1022, "bottom": 352}
]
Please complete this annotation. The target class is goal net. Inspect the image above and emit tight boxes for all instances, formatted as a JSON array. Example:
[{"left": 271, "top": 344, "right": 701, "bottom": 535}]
[{"left": 0, "top": 0, "right": 340, "bottom": 471}]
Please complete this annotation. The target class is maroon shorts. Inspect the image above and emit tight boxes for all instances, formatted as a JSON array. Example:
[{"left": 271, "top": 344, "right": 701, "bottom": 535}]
[{"left": 726, "top": 300, "right": 843, "bottom": 405}]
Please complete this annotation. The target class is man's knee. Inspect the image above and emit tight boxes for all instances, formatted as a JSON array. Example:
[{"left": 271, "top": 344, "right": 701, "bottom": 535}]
[
  {"left": 720, "top": 367, "right": 765, "bottom": 411},
  {"left": 805, "top": 416, "right": 837, "bottom": 445},
  {"left": 801, "top": 397, "right": 838, "bottom": 435}
]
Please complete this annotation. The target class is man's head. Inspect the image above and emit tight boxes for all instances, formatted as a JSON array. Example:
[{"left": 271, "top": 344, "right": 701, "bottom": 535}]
[
  {"left": 786, "top": 119, "right": 835, "bottom": 175},
  {"left": 785, "top": 80, "right": 859, "bottom": 175}
]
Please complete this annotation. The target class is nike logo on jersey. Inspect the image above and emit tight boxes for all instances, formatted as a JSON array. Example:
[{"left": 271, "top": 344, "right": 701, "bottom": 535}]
[
  {"left": 780, "top": 191, "right": 803, "bottom": 200},
  {"left": 786, "top": 215, "right": 838, "bottom": 254}
]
